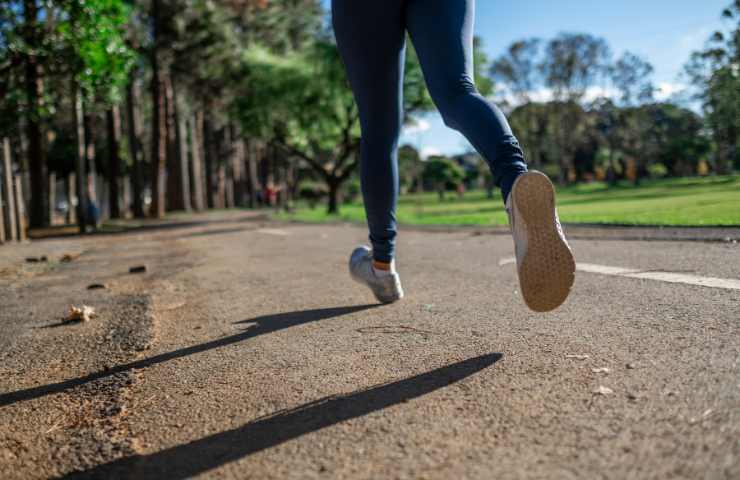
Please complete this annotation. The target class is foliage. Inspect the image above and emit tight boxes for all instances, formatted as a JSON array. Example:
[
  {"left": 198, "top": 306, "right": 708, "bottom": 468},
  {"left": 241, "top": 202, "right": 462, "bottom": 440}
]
[
  {"left": 490, "top": 38, "right": 542, "bottom": 103},
  {"left": 422, "top": 156, "right": 465, "bottom": 200},
  {"left": 541, "top": 33, "right": 611, "bottom": 102},
  {"left": 685, "top": 0, "right": 740, "bottom": 173},
  {"left": 58, "top": 0, "right": 136, "bottom": 104},
  {"left": 610, "top": 52, "right": 654, "bottom": 106},
  {"left": 398, "top": 144, "right": 423, "bottom": 193}
]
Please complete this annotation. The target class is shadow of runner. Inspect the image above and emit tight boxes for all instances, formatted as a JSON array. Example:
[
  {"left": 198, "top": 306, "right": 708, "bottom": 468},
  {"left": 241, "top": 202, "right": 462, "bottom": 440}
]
[
  {"left": 60, "top": 353, "right": 502, "bottom": 479},
  {"left": 0, "top": 305, "right": 378, "bottom": 408}
]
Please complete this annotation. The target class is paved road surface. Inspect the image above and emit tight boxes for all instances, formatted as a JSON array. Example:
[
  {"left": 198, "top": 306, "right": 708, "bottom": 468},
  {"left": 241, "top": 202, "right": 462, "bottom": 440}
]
[{"left": 1, "top": 213, "right": 738, "bottom": 479}]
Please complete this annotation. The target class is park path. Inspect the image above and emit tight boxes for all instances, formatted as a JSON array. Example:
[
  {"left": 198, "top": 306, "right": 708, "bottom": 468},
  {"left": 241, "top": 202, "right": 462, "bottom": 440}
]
[{"left": 1, "top": 213, "right": 738, "bottom": 479}]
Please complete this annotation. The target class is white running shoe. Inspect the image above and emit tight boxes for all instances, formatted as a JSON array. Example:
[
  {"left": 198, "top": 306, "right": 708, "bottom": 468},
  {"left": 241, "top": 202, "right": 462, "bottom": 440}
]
[
  {"left": 349, "top": 246, "right": 404, "bottom": 304},
  {"left": 506, "top": 171, "right": 575, "bottom": 312}
]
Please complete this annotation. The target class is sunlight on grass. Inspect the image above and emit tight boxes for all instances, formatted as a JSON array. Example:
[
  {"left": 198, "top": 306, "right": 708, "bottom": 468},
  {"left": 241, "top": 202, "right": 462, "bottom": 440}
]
[{"left": 279, "top": 175, "right": 740, "bottom": 227}]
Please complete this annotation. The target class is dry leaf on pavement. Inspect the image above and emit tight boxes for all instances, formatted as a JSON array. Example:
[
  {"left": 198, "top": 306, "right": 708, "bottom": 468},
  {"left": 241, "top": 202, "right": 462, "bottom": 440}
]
[{"left": 65, "top": 305, "right": 96, "bottom": 323}]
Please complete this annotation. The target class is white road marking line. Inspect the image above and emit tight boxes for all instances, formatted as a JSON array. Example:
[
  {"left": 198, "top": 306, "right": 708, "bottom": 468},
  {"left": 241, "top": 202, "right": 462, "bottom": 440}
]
[
  {"left": 577, "top": 263, "right": 640, "bottom": 276},
  {"left": 257, "top": 228, "right": 290, "bottom": 236},
  {"left": 498, "top": 257, "right": 516, "bottom": 266},
  {"left": 500, "top": 258, "right": 740, "bottom": 291},
  {"left": 623, "top": 271, "right": 740, "bottom": 290}
]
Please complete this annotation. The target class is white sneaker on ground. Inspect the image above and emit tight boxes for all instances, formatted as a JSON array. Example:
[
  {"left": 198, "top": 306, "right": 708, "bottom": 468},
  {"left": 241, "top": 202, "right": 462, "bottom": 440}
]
[
  {"left": 349, "top": 246, "right": 404, "bottom": 304},
  {"left": 506, "top": 171, "right": 575, "bottom": 312}
]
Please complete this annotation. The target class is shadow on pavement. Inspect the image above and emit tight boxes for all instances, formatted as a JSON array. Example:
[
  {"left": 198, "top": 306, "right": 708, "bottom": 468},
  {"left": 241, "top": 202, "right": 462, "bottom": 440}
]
[
  {"left": 28, "top": 212, "right": 267, "bottom": 240},
  {"left": 177, "top": 225, "right": 258, "bottom": 239},
  {"left": 0, "top": 305, "right": 377, "bottom": 408},
  {"left": 60, "top": 353, "right": 502, "bottom": 479}
]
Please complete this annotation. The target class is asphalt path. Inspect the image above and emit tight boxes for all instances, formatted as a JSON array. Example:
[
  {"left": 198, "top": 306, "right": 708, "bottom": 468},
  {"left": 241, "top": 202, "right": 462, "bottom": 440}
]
[{"left": 1, "top": 214, "right": 738, "bottom": 479}]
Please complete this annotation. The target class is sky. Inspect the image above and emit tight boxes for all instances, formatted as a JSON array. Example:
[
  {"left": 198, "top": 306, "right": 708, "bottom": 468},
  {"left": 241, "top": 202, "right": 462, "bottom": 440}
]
[{"left": 322, "top": 0, "right": 732, "bottom": 156}]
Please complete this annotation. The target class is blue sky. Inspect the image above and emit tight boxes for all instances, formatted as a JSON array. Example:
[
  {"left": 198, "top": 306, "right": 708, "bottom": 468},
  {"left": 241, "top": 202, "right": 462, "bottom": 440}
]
[{"left": 322, "top": 0, "right": 731, "bottom": 155}]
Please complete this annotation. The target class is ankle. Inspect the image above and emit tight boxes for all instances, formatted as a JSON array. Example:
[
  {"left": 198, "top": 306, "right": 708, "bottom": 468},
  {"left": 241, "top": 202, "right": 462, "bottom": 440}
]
[
  {"left": 372, "top": 259, "right": 395, "bottom": 276},
  {"left": 373, "top": 260, "right": 391, "bottom": 271}
]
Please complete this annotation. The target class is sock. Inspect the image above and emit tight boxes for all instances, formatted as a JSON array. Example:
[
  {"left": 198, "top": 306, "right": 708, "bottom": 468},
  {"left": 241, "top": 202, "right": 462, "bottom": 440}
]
[{"left": 372, "top": 260, "right": 395, "bottom": 277}]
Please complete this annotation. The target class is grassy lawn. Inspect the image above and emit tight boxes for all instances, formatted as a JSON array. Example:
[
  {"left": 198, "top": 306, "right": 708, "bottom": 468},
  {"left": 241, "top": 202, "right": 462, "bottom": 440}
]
[{"left": 279, "top": 175, "right": 740, "bottom": 227}]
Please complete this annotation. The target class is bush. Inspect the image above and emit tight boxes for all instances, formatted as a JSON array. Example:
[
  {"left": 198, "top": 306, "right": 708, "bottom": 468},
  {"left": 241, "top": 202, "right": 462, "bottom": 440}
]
[
  {"left": 540, "top": 164, "right": 560, "bottom": 180},
  {"left": 344, "top": 179, "right": 361, "bottom": 203},
  {"left": 648, "top": 163, "right": 668, "bottom": 178},
  {"left": 298, "top": 182, "right": 327, "bottom": 209}
]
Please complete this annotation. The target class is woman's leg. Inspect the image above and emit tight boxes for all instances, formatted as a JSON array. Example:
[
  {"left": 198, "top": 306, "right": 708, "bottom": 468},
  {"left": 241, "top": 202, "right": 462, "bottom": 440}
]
[
  {"left": 405, "top": 0, "right": 527, "bottom": 201},
  {"left": 332, "top": 0, "right": 406, "bottom": 263}
]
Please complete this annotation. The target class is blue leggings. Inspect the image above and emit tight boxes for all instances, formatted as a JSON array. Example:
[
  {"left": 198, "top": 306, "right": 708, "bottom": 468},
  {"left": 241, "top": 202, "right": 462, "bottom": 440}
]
[{"left": 332, "top": 0, "right": 527, "bottom": 263}]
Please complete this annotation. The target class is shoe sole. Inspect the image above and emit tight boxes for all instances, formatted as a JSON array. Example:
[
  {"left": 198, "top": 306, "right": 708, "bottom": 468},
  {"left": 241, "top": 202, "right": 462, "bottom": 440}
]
[{"left": 512, "top": 171, "right": 575, "bottom": 312}]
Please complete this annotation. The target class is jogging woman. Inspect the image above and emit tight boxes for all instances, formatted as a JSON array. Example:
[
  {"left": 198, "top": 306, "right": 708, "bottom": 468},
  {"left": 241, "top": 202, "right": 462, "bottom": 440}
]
[{"left": 334, "top": 0, "right": 575, "bottom": 312}]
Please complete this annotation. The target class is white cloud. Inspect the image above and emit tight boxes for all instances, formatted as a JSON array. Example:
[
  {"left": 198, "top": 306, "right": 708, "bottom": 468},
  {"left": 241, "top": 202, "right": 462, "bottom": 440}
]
[
  {"left": 420, "top": 146, "right": 442, "bottom": 159},
  {"left": 496, "top": 85, "right": 620, "bottom": 106},
  {"left": 654, "top": 82, "right": 688, "bottom": 101},
  {"left": 583, "top": 86, "right": 620, "bottom": 102},
  {"left": 403, "top": 118, "right": 431, "bottom": 135}
]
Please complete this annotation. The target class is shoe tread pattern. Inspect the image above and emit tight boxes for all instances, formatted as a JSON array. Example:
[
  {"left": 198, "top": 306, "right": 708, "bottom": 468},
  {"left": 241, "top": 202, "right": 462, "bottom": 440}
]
[{"left": 513, "top": 172, "right": 575, "bottom": 312}]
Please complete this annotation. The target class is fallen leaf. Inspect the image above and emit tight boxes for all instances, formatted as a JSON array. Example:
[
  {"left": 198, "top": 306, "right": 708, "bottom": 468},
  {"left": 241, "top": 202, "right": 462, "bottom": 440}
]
[
  {"left": 25, "top": 256, "right": 47, "bottom": 263},
  {"left": 65, "top": 305, "right": 96, "bottom": 323},
  {"left": 60, "top": 253, "right": 80, "bottom": 263},
  {"left": 593, "top": 385, "right": 614, "bottom": 395}
]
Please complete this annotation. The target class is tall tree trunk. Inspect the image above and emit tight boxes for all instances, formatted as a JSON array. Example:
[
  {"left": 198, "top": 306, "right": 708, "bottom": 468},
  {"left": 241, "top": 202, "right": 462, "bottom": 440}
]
[
  {"left": 65, "top": 173, "right": 76, "bottom": 224},
  {"left": 233, "top": 137, "right": 245, "bottom": 207},
  {"left": 174, "top": 81, "right": 191, "bottom": 211},
  {"left": 2, "top": 138, "right": 17, "bottom": 241},
  {"left": 284, "top": 153, "right": 295, "bottom": 207},
  {"left": 327, "top": 179, "right": 340, "bottom": 214},
  {"left": 164, "top": 75, "right": 181, "bottom": 210},
  {"left": 125, "top": 74, "right": 145, "bottom": 218},
  {"left": 223, "top": 125, "right": 234, "bottom": 208},
  {"left": 23, "top": 0, "right": 47, "bottom": 228},
  {"left": 216, "top": 165, "right": 226, "bottom": 209},
  {"left": 72, "top": 86, "right": 87, "bottom": 232},
  {"left": 189, "top": 112, "right": 205, "bottom": 211},
  {"left": 83, "top": 113, "right": 96, "bottom": 187},
  {"left": 262, "top": 143, "right": 271, "bottom": 204},
  {"left": 47, "top": 172, "right": 55, "bottom": 224},
  {"left": 149, "top": 0, "right": 167, "bottom": 218},
  {"left": 203, "top": 113, "right": 216, "bottom": 209},
  {"left": 246, "top": 139, "right": 258, "bottom": 208},
  {"left": 106, "top": 106, "right": 122, "bottom": 219},
  {"left": 83, "top": 111, "right": 98, "bottom": 216}
]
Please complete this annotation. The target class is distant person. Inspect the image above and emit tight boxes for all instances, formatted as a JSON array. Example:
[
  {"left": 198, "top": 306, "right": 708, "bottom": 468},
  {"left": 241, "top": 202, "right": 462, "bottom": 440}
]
[{"left": 334, "top": 0, "right": 575, "bottom": 312}]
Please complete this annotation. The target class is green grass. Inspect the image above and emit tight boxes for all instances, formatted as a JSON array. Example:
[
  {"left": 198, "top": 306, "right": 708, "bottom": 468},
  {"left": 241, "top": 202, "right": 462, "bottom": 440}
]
[{"left": 279, "top": 175, "right": 740, "bottom": 227}]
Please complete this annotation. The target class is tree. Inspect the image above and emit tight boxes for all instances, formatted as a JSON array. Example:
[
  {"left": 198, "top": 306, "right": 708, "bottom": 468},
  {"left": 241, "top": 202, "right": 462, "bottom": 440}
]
[
  {"left": 685, "top": 0, "right": 740, "bottom": 173},
  {"left": 641, "top": 103, "right": 711, "bottom": 178},
  {"left": 540, "top": 33, "right": 611, "bottom": 183},
  {"left": 610, "top": 52, "right": 655, "bottom": 106},
  {"left": 491, "top": 39, "right": 545, "bottom": 168},
  {"left": 422, "top": 156, "right": 465, "bottom": 201},
  {"left": 0, "top": 0, "right": 51, "bottom": 227},
  {"left": 0, "top": 0, "right": 134, "bottom": 229},
  {"left": 236, "top": 35, "right": 446, "bottom": 214},
  {"left": 508, "top": 101, "right": 553, "bottom": 170},
  {"left": 490, "top": 38, "right": 542, "bottom": 104},
  {"left": 398, "top": 144, "right": 423, "bottom": 193},
  {"left": 236, "top": 42, "right": 359, "bottom": 214}
]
